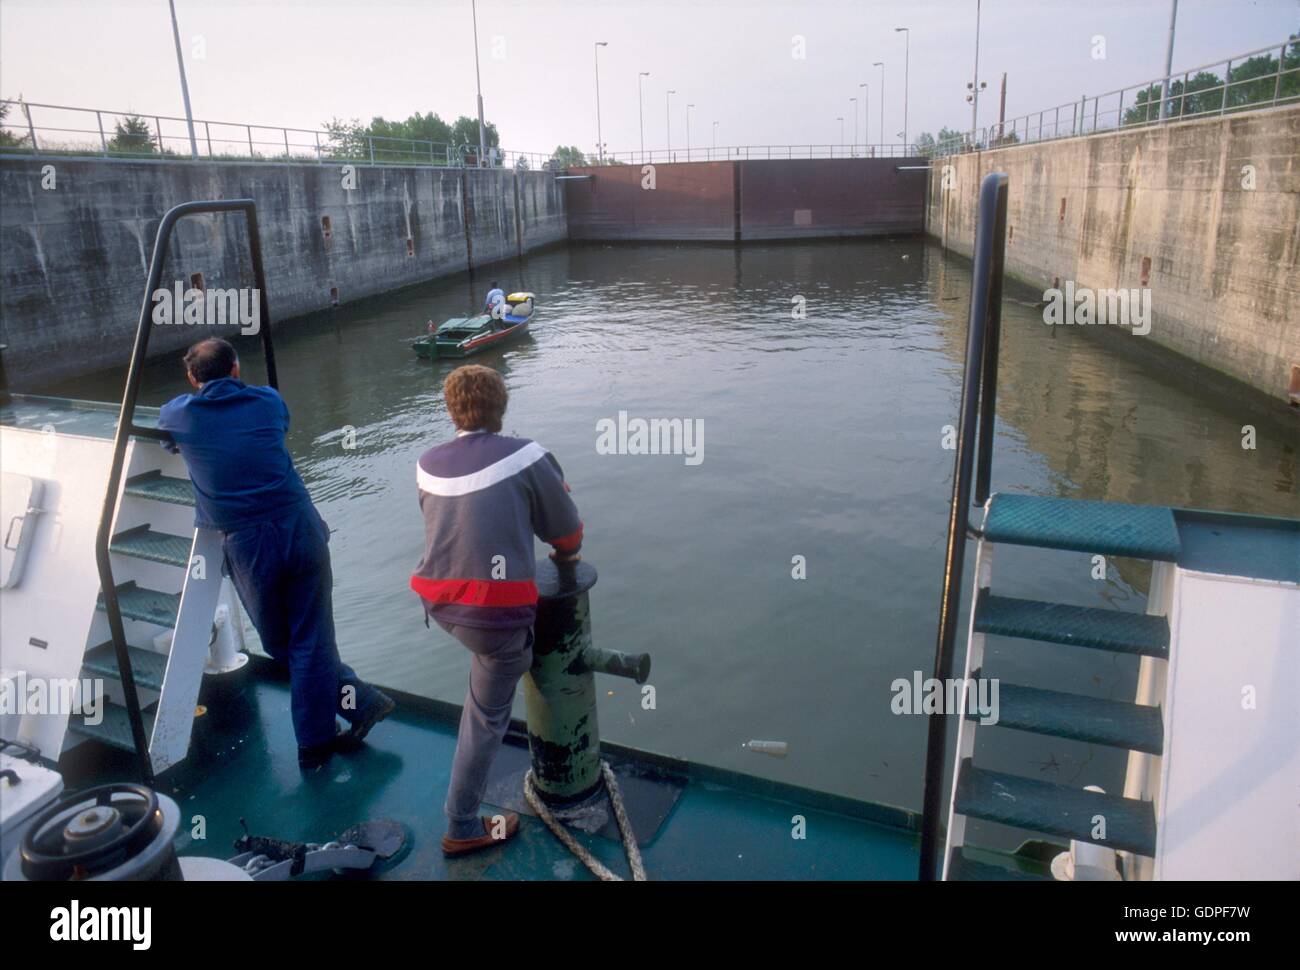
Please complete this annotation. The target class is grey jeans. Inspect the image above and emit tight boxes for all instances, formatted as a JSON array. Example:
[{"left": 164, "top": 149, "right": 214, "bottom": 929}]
[{"left": 437, "top": 620, "right": 533, "bottom": 835}]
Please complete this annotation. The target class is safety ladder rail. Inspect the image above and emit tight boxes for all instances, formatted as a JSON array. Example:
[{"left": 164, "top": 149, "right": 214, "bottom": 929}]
[
  {"left": 917, "top": 171, "right": 1009, "bottom": 881},
  {"left": 94, "top": 199, "right": 278, "bottom": 785}
]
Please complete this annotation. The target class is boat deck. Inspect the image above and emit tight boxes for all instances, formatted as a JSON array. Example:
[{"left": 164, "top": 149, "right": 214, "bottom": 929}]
[{"left": 60, "top": 666, "right": 924, "bottom": 881}]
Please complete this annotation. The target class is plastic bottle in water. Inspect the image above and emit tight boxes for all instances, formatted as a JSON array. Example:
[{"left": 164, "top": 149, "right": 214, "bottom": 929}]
[{"left": 741, "top": 740, "right": 789, "bottom": 758}]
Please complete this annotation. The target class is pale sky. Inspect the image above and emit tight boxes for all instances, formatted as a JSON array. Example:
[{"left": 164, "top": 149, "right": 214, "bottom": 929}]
[{"left": 2, "top": 0, "right": 1296, "bottom": 156}]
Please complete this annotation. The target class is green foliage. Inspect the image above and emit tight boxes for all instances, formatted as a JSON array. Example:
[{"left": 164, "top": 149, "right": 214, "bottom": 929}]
[
  {"left": 0, "top": 101, "right": 28, "bottom": 148},
  {"left": 322, "top": 111, "right": 500, "bottom": 164},
  {"left": 1123, "top": 32, "right": 1300, "bottom": 125},
  {"left": 107, "top": 115, "right": 157, "bottom": 155},
  {"left": 549, "top": 145, "right": 587, "bottom": 168},
  {"left": 912, "top": 131, "right": 936, "bottom": 156}
]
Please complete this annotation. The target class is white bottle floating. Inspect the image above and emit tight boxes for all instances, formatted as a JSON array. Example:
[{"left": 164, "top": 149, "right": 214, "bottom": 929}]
[{"left": 742, "top": 740, "right": 789, "bottom": 758}]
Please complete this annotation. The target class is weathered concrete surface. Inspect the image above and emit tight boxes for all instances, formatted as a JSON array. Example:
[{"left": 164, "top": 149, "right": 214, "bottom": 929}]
[
  {"left": 565, "top": 158, "right": 927, "bottom": 241},
  {"left": 928, "top": 105, "right": 1300, "bottom": 403},
  {"left": 0, "top": 158, "right": 565, "bottom": 388}
]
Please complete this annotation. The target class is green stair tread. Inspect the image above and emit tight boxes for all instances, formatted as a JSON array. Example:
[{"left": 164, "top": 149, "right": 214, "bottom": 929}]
[
  {"left": 110, "top": 526, "right": 191, "bottom": 568},
  {"left": 96, "top": 582, "right": 180, "bottom": 628},
  {"left": 68, "top": 701, "right": 157, "bottom": 752},
  {"left": 985, "top": 493, "right": 1181, "bottom": 561},
  {"left": 968, "top": 680, "right": 1163, "bottom": 754},
  {"left": 955, "top": 760, "right": 1156, "bottom": 857},
  {"left": 947, "top": 846, "right": 1053, "bottom": 881},
  {"left": 975, "top": 590, "right": 1170, "bottom": 658},
  {"left": 81, "top": 642, "right": 168, "bottom": 691},
  {"left": 124, "top": 471, "right": 195, "bottom": 508}
]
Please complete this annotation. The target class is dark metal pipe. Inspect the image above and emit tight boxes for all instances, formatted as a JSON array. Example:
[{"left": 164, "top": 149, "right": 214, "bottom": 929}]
[
  {"left": 581, "top": 645, "right": 651, "bottom": 684},
  {"left": 973, "top": 180, "right": 1007, "bottom": 506},
  {"left": 94, "top": 199, "right": 275, "bottom": 786},
  {"left": 917, "top": 171, "right": 1008, "bottom": 881}
]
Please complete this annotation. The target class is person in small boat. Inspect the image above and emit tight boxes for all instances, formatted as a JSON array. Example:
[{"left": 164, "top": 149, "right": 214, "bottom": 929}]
[
  {"left": 483, "top": 280, "right": 506, "bottom": 317},
  {"left": 158, "top": 337, "right": 395, "bottom": 771},
  {"left": 410, "top": 364, "right": 583, "bottom": 856}
]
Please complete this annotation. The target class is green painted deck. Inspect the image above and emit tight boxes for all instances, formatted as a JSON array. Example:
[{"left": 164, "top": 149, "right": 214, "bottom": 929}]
[{"left": 62, "top": 670, "right": 928, "bottom": 880}]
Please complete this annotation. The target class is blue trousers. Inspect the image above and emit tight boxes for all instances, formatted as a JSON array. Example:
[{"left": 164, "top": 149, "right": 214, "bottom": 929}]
[{"left": 222, "top": 504, "right": 377, "bottom": 749}]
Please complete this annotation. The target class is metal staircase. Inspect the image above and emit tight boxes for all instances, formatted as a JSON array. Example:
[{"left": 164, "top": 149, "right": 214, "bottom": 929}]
[
  {"left": 915, "top": 171, "right": 1170, "bottom": 881},
  {"left": 940, "top": 492, "right": 1179, "bottom": 879},
  {"left": 70, "top": 463, "right": 232, "bottom": 774},
  {"left": 84, "top": 199, "right": 276, "bottom": 784}
]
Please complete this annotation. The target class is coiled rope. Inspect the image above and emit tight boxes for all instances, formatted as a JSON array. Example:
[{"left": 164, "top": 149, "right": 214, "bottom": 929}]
[{"left": 523, "top": 760, "right": 647, "bottom": 881}]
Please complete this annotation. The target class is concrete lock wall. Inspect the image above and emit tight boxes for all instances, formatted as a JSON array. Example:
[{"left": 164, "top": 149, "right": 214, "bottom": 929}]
[
  {"left": 927, "top": 105, "right": 1300, "bottom": 404},
  {"left": 0, "top": 157, "right": 566, "bottom": 388},
  {"left": 565, "top": 158, "right": 928, "bottom": 241}
]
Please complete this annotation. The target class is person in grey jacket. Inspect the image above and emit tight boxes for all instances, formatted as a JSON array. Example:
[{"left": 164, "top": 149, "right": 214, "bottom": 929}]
[{"left": 410, "top": 364, "right": 582, "bottom": 856}]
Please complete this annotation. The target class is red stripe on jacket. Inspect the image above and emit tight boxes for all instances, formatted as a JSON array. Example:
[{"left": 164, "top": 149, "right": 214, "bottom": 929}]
[
  {"left": 409, "top": 576, "right": 540, "bottom": 607},
  {"left": 549, "top": 522, "right": 584, "bottom": 554}
]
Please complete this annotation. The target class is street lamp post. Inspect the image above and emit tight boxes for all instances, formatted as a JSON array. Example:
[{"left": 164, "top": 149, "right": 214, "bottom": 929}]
[
  {"left": 836, "top": 115, "right": 844, "bottom": 150},
  {"left": 850, "top": 97, "right": 857, "bottom": 155},
  {"left": 594, "top": 41, "right": 609, "bottom": 163},
  {"left": 873, "top": 62, "right": 885, "bottom": 146},
  {"left": 971, "top": 0, "right": 983, "bottom": 134},
  {"left": 639, "top": 71, "right": 650, "bottom": 163},
  {"left": 894, "top": 26, "right": 910, "bottom": 149},
  {"left": 167, "top": 0, "right": 198, "bottom": 157},
  {"left": 686, "top": 103, "right": 695, "bottom": 160},
  {"left": 860, "top": 82, "right": 869, "bottom": 155},
  {"left": 666, "top": 89, "right": 675, "bottom": 159},
  {"left": 471, "top": 0, "right": 487, "bottom": 166},
  {"left": 712, "top": 120, "right": 719, "bottom": 153},
  {"left": 1159, "top": 0, "right": 1179, "bottom": 120}
]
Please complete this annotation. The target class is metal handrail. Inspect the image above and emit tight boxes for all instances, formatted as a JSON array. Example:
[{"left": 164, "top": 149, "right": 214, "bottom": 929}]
[
  {"left": 95, "top": 199, "right": 277, "bottom": 785},
  {"left": 0, "top": 99, "right": 554, "bottom": 171},
  {"left": 917, "top": 171, "right": 1008, "bottom": 881},
  {"left": 598, "top": 143, "right": 914, "bottom": 164},
  {"left": 928, "top": 35, "right": 1298, "bottom": 157}
]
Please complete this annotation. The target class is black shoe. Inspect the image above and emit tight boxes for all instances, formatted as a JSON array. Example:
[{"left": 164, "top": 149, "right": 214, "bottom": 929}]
[
  {"left": 298, "top": 737, "right": 337, "bottom": 771},
  {"left": 342, "top": 690, "right": 396, "bottom": 747}
]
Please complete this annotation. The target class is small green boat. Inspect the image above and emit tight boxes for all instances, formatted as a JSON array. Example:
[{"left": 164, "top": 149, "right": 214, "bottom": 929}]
[{"left": 414, "top": 292, "right": 535, "bottom": 358}]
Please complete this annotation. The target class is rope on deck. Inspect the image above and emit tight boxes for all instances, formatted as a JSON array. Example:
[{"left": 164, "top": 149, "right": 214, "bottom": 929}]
[{"left": 523, "top": 760, "right": 647, "bottom": 881}]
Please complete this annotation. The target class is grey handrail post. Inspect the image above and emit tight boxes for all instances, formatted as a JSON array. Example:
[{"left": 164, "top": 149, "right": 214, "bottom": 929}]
[
  {"left": 155, "top": 117, "right": 163, "bottom": 154},
  {"left": 247, "top": 125, "right": 254, "bottom": 158},
  {"left": 283, "top": 128, "right": 290, "bottom": 160},
  {"left": 369, "top": 136, "right": 375, "bottom": 164},
  {"left": 205, "top": 121, "right": 212, "bottom": 157},
  {"left": 24, "top": 104, "right": 37, "bottom": 152},
  {"left": 97, "top": 111, "right": 107, "bottom": 155}
]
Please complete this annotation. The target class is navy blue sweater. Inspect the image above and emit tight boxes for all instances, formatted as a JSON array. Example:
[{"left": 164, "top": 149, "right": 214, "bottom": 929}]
[{"left": 158, "top": 378, "right": 313, "bottom": 531}]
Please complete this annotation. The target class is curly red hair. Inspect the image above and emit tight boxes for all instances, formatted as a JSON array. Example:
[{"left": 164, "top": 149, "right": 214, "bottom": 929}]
[{"left": 443, "top": 364, "right": 508, "bottom": 432}]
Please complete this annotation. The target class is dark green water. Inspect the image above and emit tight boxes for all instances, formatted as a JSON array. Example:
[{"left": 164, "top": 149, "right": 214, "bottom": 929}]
[{"left": 53, "top": 239, "right": 1298, "bottom": 816}]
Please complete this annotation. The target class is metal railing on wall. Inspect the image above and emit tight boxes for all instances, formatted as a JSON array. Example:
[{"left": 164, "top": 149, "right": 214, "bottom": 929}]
[
  {"left": 928, "top": 36, "right": 1299, "bottom": 158},
  {"left": 0, "top": 100, "right": 554, "bottom": 171},
  {"left": 600, "top": 144, "right": 915, "bottom": 164}
]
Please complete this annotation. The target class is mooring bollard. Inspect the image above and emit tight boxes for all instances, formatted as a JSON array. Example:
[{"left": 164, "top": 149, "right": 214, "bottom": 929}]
[{"left": 524, "top": 557, "right": 650, "bottom": 805}]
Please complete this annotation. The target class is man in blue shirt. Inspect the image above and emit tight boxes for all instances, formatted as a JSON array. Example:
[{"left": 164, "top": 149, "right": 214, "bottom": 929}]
[
  {"left": 158, "top": 338, "right": 393, "bottom": 770},
  {"left": 483, "top": 280, "right": 506, "bottom": 316}
]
